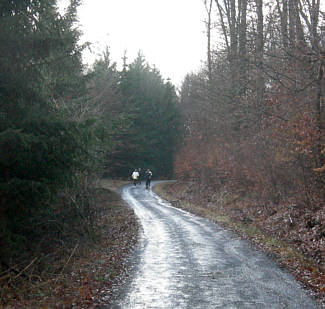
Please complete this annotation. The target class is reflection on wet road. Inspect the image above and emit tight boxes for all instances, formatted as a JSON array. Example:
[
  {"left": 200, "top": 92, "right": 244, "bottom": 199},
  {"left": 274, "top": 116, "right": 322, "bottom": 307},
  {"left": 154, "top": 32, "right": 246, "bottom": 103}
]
[{"left": 114, "top": 182, "right": 320, "bottom": 308}]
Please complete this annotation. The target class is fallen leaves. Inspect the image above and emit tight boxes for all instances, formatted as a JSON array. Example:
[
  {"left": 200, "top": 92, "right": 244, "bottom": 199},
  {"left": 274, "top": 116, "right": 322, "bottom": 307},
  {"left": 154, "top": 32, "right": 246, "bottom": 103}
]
[{"left": 1, "top": 185, "right": 139, "bottom": 308}]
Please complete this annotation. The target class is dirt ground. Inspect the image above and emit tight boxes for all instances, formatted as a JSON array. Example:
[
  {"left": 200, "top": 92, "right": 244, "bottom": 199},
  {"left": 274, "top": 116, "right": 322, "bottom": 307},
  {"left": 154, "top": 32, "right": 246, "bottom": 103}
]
[{"left": 1, "top": 179, "right": 139, "bottom": 309}]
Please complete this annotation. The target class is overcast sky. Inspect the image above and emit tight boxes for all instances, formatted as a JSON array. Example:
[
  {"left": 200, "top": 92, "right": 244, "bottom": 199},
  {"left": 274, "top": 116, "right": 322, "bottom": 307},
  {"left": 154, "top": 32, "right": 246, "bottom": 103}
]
[{"left": 58, "top": 0, "right": 207, "bottom": 86}]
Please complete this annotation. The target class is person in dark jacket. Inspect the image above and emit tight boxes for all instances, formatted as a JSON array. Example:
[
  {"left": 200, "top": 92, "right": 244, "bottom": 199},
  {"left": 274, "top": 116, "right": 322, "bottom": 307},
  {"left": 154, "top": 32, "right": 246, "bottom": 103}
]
[{"left": 145, "top": 169, "right": 152, "bottom": 189}]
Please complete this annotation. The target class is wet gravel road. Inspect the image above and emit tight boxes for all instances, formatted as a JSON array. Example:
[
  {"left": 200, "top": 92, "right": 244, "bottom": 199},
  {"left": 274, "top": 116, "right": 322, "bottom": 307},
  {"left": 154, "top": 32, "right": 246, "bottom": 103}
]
[{"left": 112, "top": 182, "right": 320, "bottom": 309}]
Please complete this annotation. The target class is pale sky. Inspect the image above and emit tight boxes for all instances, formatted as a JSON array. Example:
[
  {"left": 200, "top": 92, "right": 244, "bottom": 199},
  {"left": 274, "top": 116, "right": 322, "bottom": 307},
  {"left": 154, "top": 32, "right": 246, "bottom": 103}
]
[{"left": 58, "top": 0, "right": 207, "bottom": 86}]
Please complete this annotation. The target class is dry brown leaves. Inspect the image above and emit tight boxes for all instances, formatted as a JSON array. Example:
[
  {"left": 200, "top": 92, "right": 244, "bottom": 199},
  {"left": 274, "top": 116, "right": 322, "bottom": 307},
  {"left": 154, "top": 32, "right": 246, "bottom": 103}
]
[{"left": 2, "top": 183, "right": 139, "bottom": 308}]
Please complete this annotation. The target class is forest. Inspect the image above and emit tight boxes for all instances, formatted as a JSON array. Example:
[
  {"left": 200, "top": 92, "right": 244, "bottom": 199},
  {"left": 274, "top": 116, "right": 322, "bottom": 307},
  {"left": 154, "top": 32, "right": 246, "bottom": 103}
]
[
  {"left": 176, "top": 0, "right": 324, "bottom": 207},
  {"left": 167, "top": 0, "right": 325, "bottom": 300},
  {"left": 0, "top": 0, "right": 180, "bottom": 305},
  {"left": 1, "top": 0, "right": 325, "bottom": 306}
]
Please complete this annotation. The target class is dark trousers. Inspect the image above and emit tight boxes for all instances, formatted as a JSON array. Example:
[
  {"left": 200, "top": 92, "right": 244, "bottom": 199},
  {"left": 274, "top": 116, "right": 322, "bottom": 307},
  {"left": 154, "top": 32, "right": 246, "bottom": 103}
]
[{"left": 146, "top": 178, "right": 151, "bottom": 188}]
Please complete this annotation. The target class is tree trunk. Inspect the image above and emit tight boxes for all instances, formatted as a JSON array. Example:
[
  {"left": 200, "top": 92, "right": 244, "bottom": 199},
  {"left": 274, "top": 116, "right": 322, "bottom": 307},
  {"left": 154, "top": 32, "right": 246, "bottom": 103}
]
[
  {"left": 276, "top": 0, "right": 288, "bottom": 48},
  {"left": 238, "top": 0, "right": 247, "bottom": 89},
  {"left": 230, "top": 0, "right": 238, "bottom": 92},
  {"left": 205, "top": 0, "right": 213, "bottom": 84},
  {"left": 315, "top": 63, "right": 324, "bottom": 169},
  {"left": 288, "top": 0, "right": 296, "bottom": 47}
]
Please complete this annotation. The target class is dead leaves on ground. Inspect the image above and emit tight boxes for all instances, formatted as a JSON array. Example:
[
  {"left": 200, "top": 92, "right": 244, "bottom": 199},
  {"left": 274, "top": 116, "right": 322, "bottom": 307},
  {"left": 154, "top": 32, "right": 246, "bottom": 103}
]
[{"left": 1, "top": 188, "right": 139, "bottom": 308}]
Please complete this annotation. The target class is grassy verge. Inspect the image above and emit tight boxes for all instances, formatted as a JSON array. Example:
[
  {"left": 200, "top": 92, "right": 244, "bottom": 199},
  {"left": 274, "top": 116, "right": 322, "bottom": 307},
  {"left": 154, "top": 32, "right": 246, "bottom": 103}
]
[
  {"left": 1, "top": 179, "right": 138, "bottom": 308},
  {"left": 154, "top": 182, "right": 325, "bottom": 306}
]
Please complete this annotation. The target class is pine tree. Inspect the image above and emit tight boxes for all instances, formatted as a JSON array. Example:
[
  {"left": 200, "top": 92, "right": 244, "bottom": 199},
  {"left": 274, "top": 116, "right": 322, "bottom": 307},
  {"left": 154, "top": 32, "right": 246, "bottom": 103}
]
[
  {"left": 0, "top": 0, "right": 94, "bottom": 258},
  {"left": 111, "top": 53, "right": 181, "bottom": 178}
]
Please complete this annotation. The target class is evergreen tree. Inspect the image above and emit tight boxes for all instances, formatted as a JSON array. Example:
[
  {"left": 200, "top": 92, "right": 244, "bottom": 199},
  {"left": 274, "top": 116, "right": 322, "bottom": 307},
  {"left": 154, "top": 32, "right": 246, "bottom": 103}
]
[
  {"left": 0, "top": 0, "right": 95, "bottom": 258},
  {"left": 111, "top": 52, "right": 181, "bottom": 178},
  {"left": 89, "top": 51, "right": 181, "bottom": 178}
]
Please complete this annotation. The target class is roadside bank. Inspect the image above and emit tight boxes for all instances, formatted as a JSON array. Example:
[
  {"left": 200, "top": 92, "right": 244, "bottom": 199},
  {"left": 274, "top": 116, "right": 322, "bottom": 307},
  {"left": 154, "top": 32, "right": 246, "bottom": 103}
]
[
  {"left": 1, "top": 180, "right": 139, "bottom": 309},
  {"left": 154, "top": 181, "right": 325, "bottom": 307}
]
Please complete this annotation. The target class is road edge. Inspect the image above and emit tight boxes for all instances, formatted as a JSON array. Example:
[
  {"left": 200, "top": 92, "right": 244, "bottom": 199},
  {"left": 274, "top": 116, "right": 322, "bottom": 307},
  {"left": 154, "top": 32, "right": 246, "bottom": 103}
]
[{"left": 153, "top": 181, "right": 325, "bottom": 308}]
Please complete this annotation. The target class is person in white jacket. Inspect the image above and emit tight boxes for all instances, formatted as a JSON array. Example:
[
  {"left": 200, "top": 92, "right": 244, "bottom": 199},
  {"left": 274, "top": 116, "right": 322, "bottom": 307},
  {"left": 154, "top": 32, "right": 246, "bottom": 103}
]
[{"left": 132, "top": 169, "right": 139, "bottom": 186}]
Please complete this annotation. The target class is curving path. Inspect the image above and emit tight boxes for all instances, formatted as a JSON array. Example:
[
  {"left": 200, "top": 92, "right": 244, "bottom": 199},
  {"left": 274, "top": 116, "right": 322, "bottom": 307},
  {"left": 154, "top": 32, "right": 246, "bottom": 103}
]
[{"left": 112, "top": 182, "right": 320, "bottom": 309}]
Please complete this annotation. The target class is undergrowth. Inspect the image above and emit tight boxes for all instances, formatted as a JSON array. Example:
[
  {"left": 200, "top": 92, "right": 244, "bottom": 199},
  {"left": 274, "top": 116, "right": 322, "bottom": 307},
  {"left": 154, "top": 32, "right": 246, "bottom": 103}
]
[{"left": 0, "top": 180, "right": 138, "bottom": 308}]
